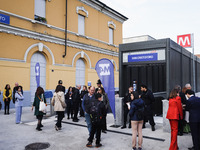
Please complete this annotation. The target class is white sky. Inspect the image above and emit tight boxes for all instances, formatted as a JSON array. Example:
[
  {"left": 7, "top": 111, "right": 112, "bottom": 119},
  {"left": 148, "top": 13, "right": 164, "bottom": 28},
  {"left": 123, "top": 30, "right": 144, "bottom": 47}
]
[{"left": 101, "top": 0, "right": 200, "bottom": 54}]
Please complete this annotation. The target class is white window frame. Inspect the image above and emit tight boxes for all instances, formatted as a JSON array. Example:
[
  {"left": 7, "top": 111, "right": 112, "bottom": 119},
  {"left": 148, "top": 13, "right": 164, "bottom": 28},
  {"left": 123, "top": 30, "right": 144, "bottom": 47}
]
[
  {"left": 78, "top": 14, "right": 85, "bottom": 35},
  {"left": 35, "top": 0, "right": 46, "bottom": 18},
  {"left": 109, "top": 27, "right": 114, "bottom": 44}
]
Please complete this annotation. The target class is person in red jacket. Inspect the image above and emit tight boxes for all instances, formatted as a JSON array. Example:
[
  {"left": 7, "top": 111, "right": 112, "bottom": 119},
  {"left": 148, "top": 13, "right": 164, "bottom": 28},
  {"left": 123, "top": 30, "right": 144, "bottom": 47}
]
[{"left": 166, "top": 89, "right": 183, "bottom": 150}]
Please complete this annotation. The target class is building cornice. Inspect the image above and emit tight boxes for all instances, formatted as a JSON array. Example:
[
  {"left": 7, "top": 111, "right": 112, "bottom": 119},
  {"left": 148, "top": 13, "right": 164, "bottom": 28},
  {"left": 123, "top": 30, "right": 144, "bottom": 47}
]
[
  {"left": 0, "top": 9, "right": 119, "bottom": 48},
  {"left": 79, "top": 0, "right": 128, "bottom": 23},
  {"left": 0, "top": 24, "right": 119, "bottom": 57}
]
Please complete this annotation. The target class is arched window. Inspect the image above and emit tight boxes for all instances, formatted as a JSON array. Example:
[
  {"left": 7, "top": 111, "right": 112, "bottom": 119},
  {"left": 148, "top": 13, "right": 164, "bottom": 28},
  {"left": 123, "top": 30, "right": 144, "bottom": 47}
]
[
  {"left": 30, "top": 52, "right": 46, "bottom": 102},
  {"left": 76, "top": 58, "right": 85, "bottom": 87}
]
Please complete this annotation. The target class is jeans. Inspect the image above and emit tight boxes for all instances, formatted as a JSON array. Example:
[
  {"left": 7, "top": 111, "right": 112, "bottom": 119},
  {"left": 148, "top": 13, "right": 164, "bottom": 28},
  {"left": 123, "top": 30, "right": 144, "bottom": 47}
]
[
  {"left": 16, "top": 106, "right": 22, "bottom": 123},
  {"left": 85, "top": 113, "right": 92, "bottom": 134}
]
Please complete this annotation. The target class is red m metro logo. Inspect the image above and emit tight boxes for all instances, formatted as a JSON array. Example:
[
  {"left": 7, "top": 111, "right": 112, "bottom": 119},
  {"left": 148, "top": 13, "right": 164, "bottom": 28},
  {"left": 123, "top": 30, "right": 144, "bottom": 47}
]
[{"left": 177, "top": 34, "right": 192, "bottom": 47}]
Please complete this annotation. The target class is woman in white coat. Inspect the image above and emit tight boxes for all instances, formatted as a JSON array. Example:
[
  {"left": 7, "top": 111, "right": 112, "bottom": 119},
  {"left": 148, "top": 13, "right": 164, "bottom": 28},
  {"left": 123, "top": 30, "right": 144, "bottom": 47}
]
[{"left": 51, "top": 85, "right": 66, "bottom": 131}]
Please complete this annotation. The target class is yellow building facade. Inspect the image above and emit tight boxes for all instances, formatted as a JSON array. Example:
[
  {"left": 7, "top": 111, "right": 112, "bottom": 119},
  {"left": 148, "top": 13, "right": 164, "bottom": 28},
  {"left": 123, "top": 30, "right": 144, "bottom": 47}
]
[{"left": 0, "top": 0, "right": 127, "bottom": 105}]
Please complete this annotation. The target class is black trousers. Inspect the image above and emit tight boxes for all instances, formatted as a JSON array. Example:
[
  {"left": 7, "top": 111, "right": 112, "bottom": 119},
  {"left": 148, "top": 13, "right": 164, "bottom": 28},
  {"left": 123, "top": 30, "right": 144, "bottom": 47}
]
[
  {"left": 123, "top": 107, "right": 130, "bottom": 126},
  {"left": 4, "top": 100, "right": 10, "bottom": 114},
  {"left": 73, "top": 102, "right": 79, "bottom": 120},
  {"left": 88, "top": 121, "right": 102, "bottom": 144},
  {"left": 143, "top": 105, "right": 155, "bottom": 126},
  {"left": 143, "top": 115, "right": 155, "bottom": 126},
  {"left": 56, "top": 111, "right": 64, "bottom": 128},
  {"left": 79, "top": 101, "right": 84, "bottom": 117},
  {"left": 178, "top": 119, "right": 184, "bottom": 134},
  {"left": 102, "top": 114, "right": 107, "bottom": 130},
  {"left": 66, "top": 101, "right": 73, "bottom": 118},
  {"left": 190, "top": 122, "right": 200, "bottom": 150}
]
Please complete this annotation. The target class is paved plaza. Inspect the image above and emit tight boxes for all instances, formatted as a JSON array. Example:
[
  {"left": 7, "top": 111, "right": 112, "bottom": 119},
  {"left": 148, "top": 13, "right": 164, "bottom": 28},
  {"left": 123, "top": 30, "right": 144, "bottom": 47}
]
[{"left": 0, "top": 107, "right": 193, "bottom": 150}]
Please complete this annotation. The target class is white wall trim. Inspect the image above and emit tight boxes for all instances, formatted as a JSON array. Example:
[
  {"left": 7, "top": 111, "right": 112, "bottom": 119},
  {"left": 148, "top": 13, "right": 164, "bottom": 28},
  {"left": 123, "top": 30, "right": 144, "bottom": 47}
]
[
  {"left": 72, "top": 51, "right": 92, "bottom": 69},
  {"left": 24, "top": 43, "right": 55, "bottom": 65},
  {"left": 110, "top": 59, "right": 118, "bottom": 71},
  {"left": 0, "top": 57, "right": 25, "bottom": 63},
  {"left": 76, "top": 6, "right": 89, "bottom": 17},
  {"left": 0, "top": 10, "right": 119, "bottom": 47},
  {"left": 0, "top": 24, "right": 119, "bottom": 57},
  {"left": 54, "top": 64, "right": 72, "bottom": 67},
  {"left": 108, "top": 21, "right": 116, "bottom": 30}
]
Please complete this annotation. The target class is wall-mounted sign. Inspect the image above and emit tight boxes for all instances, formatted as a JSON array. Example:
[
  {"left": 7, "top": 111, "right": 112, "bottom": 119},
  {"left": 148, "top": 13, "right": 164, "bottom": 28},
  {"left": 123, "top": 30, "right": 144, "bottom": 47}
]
[
  {"left": 123, "top": 49, "right": 165, "bottom": 63},
  {"left": 0, "top": 14, "right": 10, "bottom": 25},
  {"left": 88, "top": 81, "right": 91, "bottom": 86},
  {"left": 128, "top": 53, "right": 158, "bottom": 62}
]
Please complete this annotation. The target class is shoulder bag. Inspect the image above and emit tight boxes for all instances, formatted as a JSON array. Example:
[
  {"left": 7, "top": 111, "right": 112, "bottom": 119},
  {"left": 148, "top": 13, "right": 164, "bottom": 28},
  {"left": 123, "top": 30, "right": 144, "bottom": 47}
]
[
  {"left": 57, "top": 94, "right": 66, "bottom": 108},
  {"left": 38, "top": 94, "right": 47, "bottom": 113}
]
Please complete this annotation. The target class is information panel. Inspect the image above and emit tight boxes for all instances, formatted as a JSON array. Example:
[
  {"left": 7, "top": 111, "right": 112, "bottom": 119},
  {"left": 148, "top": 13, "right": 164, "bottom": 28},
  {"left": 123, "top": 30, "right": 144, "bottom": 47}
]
[
  {"left": 0, "top": 14, "right": 10, "bottom": 25},
  {"left": 128, "top": 53, "right": 158, "bottom": 62},
  {"left": 123, "top": 49, "right": 165, "bottom": 63}
]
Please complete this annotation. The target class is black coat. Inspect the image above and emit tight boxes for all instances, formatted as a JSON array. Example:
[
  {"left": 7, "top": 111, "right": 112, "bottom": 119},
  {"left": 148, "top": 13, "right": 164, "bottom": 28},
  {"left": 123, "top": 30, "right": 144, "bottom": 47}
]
[
  {"left": 73, "top": 88, "right": 81, "bottom": 104},
  {"left": 83, "top": 94, "right": 96, "bottom": 113},
  {"left": 141, "top": 89, "right": 155, "bottom": 106},
  {"left": 65, "top": 92, "right": 73, "bottom": 105},
  {"left": 141, "top": 89, "right": 155, "bottom": 115},
  {"left": 61, "top": 85, "right": 66, "bottom": 94},
  {"left": 123, "top": 92, "right": 131, "bottom": 109},
  {"left": 89, "top": 99, "right": 106, "bottom": 120},
  {"left": 185, "top": 96, "right": 200, "bottom": 123},
  {"left": 80, "top": 90, "right": 88, "bottom": 99},
  {"left": 179, "top": 92, "right": 187, "bottom": 104}
]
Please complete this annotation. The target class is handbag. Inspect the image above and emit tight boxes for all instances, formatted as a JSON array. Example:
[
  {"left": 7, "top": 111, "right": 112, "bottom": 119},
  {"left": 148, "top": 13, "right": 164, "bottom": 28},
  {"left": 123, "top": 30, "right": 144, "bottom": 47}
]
[
  {"left": 57, "top": 94, "right": 66, "bottom": 108},
  {"left": 38, "top": 94, "right": 47, "bottom": 113}
]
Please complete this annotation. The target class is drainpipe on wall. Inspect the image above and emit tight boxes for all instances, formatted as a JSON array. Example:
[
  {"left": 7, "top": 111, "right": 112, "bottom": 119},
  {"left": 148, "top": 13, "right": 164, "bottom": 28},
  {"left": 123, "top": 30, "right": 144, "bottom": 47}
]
[{"left": 63, "top": 0, "right": 67, "bottom": 58}]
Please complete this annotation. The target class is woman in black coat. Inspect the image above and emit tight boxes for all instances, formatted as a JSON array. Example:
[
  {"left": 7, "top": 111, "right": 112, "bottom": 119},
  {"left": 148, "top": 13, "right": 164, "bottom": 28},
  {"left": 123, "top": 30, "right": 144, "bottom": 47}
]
[
  {"left": 98, "top": 87, "right": 109, "bottom": 133},
  {"left": 80, "top": 85, "right": 88, "bottom": 117},
  {"left": 32, "top": 87, "right": 47, "bottom": 131},
  {"left": 65, "top": 86, "right": 74, "bottom": 119}
]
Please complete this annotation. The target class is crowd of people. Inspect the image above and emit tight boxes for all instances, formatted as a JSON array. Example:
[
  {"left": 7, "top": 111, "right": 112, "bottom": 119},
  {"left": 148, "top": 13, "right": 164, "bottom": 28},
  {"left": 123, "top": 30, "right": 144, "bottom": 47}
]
[
  {"left": 1, "top": 80, "right": 200, "bottom": 150},
  {"left": 121, "top": 84, "right": 155, "bottom": 150},
  {"left": 167, "top": 84, "right": 200, "bottom": 150}
]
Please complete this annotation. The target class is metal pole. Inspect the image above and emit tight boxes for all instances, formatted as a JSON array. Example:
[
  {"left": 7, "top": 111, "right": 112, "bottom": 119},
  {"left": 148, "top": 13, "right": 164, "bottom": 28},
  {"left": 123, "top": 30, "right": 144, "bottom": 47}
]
[
  {"left": 63, "top": 0, "right": 67, "bottom": 58},
  {"left": 192, "top": 33, "right": 195, "bottom": 91}
]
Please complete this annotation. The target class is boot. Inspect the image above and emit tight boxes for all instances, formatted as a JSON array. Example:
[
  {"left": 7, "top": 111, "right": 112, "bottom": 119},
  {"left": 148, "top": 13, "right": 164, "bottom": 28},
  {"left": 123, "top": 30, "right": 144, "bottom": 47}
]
[
  {"left": 151, "top": 125, "right": 155, "bottom": 131},
  {"left": 36, "top": 124, "right": 42, "bottom": 131},
  {"left": 121, "top": 125, "right": 126, "bottom": 129}
]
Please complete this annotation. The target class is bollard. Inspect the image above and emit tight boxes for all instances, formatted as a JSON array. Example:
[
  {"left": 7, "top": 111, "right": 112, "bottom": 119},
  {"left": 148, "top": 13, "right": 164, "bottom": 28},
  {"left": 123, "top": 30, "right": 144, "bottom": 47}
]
[
  {"left": 50, "top": 98, "right": 55, "bottom": 116},
  {"left": 162, "top": 99, "right": 170, "bottom": 132},
  {"left": 115, "top": 97, "right": 123, "bottom": 126}
]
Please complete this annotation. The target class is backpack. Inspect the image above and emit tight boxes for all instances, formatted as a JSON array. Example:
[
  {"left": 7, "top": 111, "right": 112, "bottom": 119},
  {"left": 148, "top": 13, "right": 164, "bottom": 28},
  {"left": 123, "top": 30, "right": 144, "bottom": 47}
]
[{"left": 89, "top": 101, "right": 101, "bottom": 123}]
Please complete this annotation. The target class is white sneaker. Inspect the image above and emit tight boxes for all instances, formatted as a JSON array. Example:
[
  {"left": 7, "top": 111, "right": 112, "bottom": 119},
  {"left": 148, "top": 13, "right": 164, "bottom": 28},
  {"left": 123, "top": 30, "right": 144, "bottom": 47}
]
[{"left": 20, "top": 121, "right": 23, "bottom": 124}]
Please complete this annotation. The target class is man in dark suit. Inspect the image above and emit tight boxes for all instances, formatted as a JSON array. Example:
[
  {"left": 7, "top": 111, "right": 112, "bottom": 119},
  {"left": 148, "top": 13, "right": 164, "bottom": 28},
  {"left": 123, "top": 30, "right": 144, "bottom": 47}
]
[
  {"left": 121, "top": 86, "right": 133, "bottom": 129},
  {"left": 58, "top": 80, "right": 65, "bottom": 93},
  {"left": 73, "top": 85, "right": 81, "bottom": 122},
  {"left": 185, "top": 90, "right": 200, "bottom": 150},
  {"left": 140, "top": 84, "right": 156, "bottom": 131}
]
